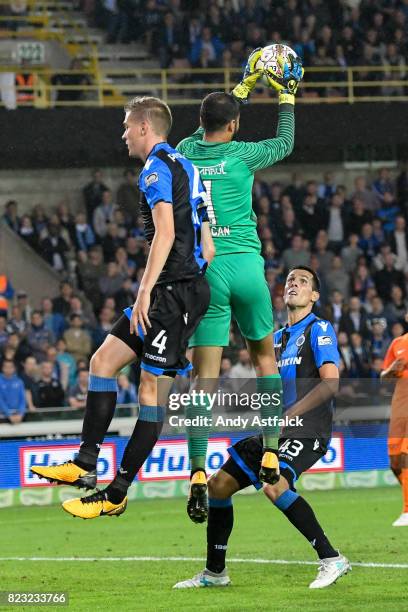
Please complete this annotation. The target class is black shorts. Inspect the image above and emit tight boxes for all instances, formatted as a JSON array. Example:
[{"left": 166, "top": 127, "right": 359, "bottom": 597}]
[
  {"left": 110, "top": 276, "right": 210, "bottom": 376},
  {"left": 223, "top": 435, "right": 329, "bottom": 492}
]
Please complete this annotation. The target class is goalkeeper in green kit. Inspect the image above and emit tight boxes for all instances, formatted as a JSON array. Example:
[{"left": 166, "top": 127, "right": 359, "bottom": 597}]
[{"left": 177, "top": 49, "right": 304, "bottom": 523}]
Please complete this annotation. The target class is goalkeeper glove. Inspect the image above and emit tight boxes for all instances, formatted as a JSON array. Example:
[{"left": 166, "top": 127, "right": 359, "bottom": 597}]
[
  {"left": 231, "top": 47, "right": 263, "bottom": 105},
  {"left": 264, "top": 54, "right": 304, "bottom": 96}
]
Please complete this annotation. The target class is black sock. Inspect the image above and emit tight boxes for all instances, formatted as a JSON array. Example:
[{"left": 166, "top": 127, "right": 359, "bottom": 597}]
[
  {"left": 206, "top": 499, "right": 234, "bottom": 574},
  {"left": 76, "top": 375, "right": 118, "bottom": 470},
  {"left": 107, "top": 405, "right": 165, "bottom": 499},
  {"left": 275, "top": 490, "right": 338, "bottom": 559}
]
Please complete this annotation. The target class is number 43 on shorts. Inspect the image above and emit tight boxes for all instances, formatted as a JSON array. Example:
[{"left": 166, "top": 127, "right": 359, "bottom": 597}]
[{"left": 152, "top": 330, "right": 168, "bottom": 355}]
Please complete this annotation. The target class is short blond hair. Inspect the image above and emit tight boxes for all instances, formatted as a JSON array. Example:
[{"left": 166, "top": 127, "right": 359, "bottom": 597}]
[{"left": 124, "top": 96, "right": 172, "bottom": 137}]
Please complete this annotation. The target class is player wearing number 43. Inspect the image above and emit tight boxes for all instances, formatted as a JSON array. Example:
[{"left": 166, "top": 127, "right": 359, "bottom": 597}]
[
  {"left": 176, "top": 47, "right": 303, "bottom": 523},
  {"left": 30, "top": 96, "right": 214, "bottom": 519},
  {"left": 173, "top": 267, "right": 351, "bottom": 590}
]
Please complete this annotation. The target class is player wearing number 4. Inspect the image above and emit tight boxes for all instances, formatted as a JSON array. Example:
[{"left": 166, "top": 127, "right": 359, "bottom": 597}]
[
  {"left": 176, "top": 48, "right": 303, "bottom": 523},
  {"left": 173, "top": 267, "right": 351, "bottom": 590},
  {"left": 30, "top": 96, "right": 213, "bottom": 519}
]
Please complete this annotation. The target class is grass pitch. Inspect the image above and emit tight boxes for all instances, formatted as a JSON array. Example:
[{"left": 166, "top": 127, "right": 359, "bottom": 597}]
[{"left": 0, "top": 487, "right": 407, "bottom": 611}]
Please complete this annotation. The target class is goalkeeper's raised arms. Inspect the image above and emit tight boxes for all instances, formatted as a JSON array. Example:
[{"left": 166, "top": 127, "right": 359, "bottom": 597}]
[
  {"left": 264, "top": 54, "right": 304, "bottom": 97},
  {"left": 231, "top": 47, "right": 263, "bottom": 104}
]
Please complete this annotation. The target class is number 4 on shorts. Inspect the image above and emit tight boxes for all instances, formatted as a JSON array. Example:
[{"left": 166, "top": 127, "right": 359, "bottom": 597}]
[{"left": 152, "top": 330, "right": 168, "bottom": 354}]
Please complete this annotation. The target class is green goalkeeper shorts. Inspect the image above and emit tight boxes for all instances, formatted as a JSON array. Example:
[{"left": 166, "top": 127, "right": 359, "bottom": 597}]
[{"left": 189, "top": 252, "right": 274, "bottom": 347}]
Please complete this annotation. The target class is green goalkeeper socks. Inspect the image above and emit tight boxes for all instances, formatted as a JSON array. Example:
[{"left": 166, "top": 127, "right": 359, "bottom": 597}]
[
  {"left": 186, "top": 394, "right": 212, "bottom": 472},
  {"left": 256, "top": 374, "right": 283, "bottom": 450}
]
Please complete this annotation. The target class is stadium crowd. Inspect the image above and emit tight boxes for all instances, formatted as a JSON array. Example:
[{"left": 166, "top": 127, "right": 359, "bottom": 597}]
[
  {"left": 1, "top": 163, "right": 408, "bottom": 420},
  {"left": 83, "top": 0, "right": 407, "bottom": 92}
]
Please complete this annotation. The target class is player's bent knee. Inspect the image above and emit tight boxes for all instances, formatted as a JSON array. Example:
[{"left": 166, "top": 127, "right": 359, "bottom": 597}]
[
  {"left": 208, "top": 470, "right": 238, "bottom": 499},
  {"left": 139, "top": 371, "right": 158, "bottom": 405},
  {"left": 263, "top": 476, "right": 290, "bottom": 503}
]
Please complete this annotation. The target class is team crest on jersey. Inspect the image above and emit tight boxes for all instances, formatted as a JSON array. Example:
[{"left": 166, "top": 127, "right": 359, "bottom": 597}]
[
  {"left": 318, "top": 335, "right": 332, "bottom": 346},
  {"left": 317, "top": 321, "right": 329, "bottom": 332},
  {"left": 296, "top": 334, "right": 305, "bottom": 347},
  {"left": 145, "top": 172, "right": 159, "bottom": 187}
]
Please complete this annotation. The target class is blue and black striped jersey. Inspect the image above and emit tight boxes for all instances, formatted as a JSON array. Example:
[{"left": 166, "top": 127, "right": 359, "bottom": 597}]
[
  {"left": 274, "top": 312, "right": 340, "bottom": 438},
  {"left": 139, "top": 142, "right": 208, "bottom": 284}
]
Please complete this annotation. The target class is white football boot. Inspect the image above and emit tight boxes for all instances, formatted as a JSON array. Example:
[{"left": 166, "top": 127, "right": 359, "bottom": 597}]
[
  {"left": 309, "top": 554, "right": 351, "bottom": 589},
  {"left": 173, "top": 568, "right": 231, "bottom": 589},
  {"left": 392, "top": 512, "right": 408, "bottom": 527}
]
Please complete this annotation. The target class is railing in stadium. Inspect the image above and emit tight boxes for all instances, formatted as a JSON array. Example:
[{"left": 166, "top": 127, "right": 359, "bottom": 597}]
[{"left": 0, "top": 65, "right": 407, "bottom": 107}]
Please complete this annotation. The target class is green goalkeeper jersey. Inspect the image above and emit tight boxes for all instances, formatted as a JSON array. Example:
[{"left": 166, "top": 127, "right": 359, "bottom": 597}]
[{"left": 176, "top": 107, "right": 295, "bottom": 256}]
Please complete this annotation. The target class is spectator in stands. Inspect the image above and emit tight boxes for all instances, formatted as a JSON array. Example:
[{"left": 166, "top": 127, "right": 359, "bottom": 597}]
[
  {"left": 117, "top": 169, "right": 140, "bottom": 224},
  {"left": 117, "top": 372, "right": 138, "bottom": 405},
  {"left": 15, "top": 290, "right": 31, "bottom": 323},
  {"left": 0, "top": 272, "right": 14, "bottom": 317},
  {"left": 337, "top": 332, "right": 360, "bottom": 379},
  {"left": 68, "top": 368, "right": 89, "bottom": 409},
  {"left": 0, "top": 359, "right": 26, "bottom": 423},
  {"left": 99, "top": 261, "right": 127, "bottom": 298},
  {"left": 275, "top": 206, "right": 302, "bottom": 252},
  {"left": 83, "top": 169, "right": 108, "bottom": 224},
  {"left": 101, "top": 222, "right": 126, "bottom": 262},
  {"left": 282, "top": 235, "right": 310, "bottom": 273},
  {"left": 69, "top": 295, "right": 96, "bottom": 330},
  {"left": 74, "top": 211, "right": 95, "bottom": 253},
  {"left": 374, "top": 252, "right": 405, "bottom": 300},
  {"left": 325, "top": 192, "right": 346, "bottom": 253},
  {"left": 77, "top": 246, "right": 106, "bottom": 310},
  {"left": 272, "top": 295, "right": 287, "bottom": 330},
  {"left": 114, "top": 277, "right": 135, "bottom": 313},
  {"left": 352, "top": 262, "right": 375, "bottom": 303},
  {"left": 41, "top": 297, "right": 65, "bottom": 340},
  {"left": 52, "top": 58, "right": 92, "bottom": 105},
  {"left": 19, "top": 355, "right": 39, "bottom": 411},
  {"left": 384, "top": 285, "right": 407, "bottom": 326},
  {"left": 27, "top": 310, "right": 55, "bottom": 362},
  {"left": 341, "top": 233, "right": 363, "bottom": 273},
  {"left": 314, "top": 230, "right": 334, "bottom": 278},
  {"left": 37, "top": 361, "right": 65, "bottom": 409},
  {"left": 339, "top": 296, "right": 370, "bottom": 339},
  {"left": 52, "top": 281, "right": 74, "bottom": 318},
  {"left": 40, "top": 222, "right": 69, "bottom": 272},
  {"left": 2, "top": 200, "right": 20, "bottom": 232},
  {"left": 388, "top": 215, "right": 408, "bottom": 271},
  {"left": 349, "top": 332, "right": 371, "bottom": 377},
  {"left": 190, "top": 26, "right": 224, "bottom": 68},
  {"left": 156, "top": 11, "right": 184, "bottom": 68},
  {"left": 299, "top": 194, "right": 326, "bottom": 243},
  {"left": 346, "top": 197, "right": 373, "bottom": 235},
  {"left": 369, "top": 320, "right": 389, "bottom": 360},
  {"left": 93, "top": 189, "right": 118, "bottom": 239},
  {"left": 318, "top": 171, "right": 337, "bottom": 202},
  {"left": 46, "top": 345, "right": 63, "bottom": 384},
  {"left": 6, "top": 304, "right": 27, "bottom": 336},
  {"left": 351, "top": 176, "right": 379, "bottom": 212},
  {"left": 377, "top": 191, "right": 400, "bottom": 233},
  {"left": 323, "top": 289, "right": 345, "bottom": 332},
  {"left": 367, "top": 297, "right": 388, "bottom": 337},
  {"left": 19, "top": 214, "right": 39, "bottom": 251},
  {"left": 91, "top": 305, "right": 116, "bottom": 348},
  {"left": 63, "top": 314, "right": 92, "bottom": 363},
  {"left": 372, "top": 167, "right": 395, "bottom": 201},
  {"left": 325, "top": 255, "right": 350, "bottom": 301},
  {"left": 230, "top": 348, "right": 256, "bottom": 380},
  {"left": 56, "top": 338, "right": 77, "bottom": 389}
]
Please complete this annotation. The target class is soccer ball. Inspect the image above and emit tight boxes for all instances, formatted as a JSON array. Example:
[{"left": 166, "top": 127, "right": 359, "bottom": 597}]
[{"left": 255, "top": 44, "right": 297, "bottom": 85}]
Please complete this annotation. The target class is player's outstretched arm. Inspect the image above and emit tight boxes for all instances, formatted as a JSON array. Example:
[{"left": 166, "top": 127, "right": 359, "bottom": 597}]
[
  {"left": 130, "top": 201, "right": 175, "bottom": 336},
  {"left": 233, "top": 54, "right": 304, "bottom": 172},
  {"left": 381, "top": 358, "right": 407, "bottom": 379}
]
